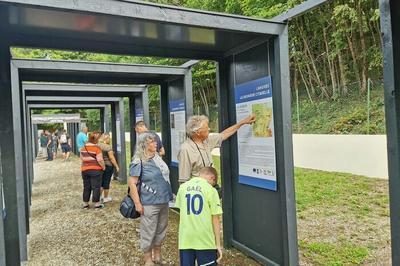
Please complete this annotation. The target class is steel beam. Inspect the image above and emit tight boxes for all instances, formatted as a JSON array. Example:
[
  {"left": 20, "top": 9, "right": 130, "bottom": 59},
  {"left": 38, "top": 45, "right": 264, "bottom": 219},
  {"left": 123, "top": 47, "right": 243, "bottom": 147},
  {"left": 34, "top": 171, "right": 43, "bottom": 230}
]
[
  {"left": 272, "top": 0, "right": 331, "bottom": 22},
  {"left": 28, "top": 104, "right": 108, "bottom": 109},
  {"left": 0, "top": 42, "right": 22, "bottom": 265},
  {"left": 23, "top": 83, "right": 146, "bottom": 93},
  {"left": 26, "top": 96, "right": 122, "bottom": 103},
  {"left": 380, "top": 0, "right": 400, "bottom": 264},
  {"left": 12, "top": 59, "right": 187, "bottom": 80},
  {"left": 0, "top": 0, "right": 285, "bottom": 35}
]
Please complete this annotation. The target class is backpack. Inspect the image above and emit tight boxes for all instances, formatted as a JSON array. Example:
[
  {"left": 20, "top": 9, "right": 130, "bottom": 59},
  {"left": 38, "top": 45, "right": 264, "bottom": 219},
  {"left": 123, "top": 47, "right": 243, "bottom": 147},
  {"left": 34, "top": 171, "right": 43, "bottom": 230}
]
[{"left": 60, "top": 134, "right": 67, "bottom": 144}]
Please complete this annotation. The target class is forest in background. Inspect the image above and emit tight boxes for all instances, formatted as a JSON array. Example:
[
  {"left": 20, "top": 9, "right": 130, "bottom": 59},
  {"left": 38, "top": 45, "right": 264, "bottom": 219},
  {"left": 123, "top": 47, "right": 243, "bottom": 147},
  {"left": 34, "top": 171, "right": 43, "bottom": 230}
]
[{"left": 17, "top": 0, "right": 385, "bottom": 134}]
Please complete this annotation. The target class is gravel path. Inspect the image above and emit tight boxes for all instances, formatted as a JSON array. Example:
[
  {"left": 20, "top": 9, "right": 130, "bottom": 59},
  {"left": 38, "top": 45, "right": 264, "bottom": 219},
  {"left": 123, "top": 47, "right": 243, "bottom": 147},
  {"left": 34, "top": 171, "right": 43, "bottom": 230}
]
[{"left": 26, "top": 155, "right": 261, "bottom": 265}]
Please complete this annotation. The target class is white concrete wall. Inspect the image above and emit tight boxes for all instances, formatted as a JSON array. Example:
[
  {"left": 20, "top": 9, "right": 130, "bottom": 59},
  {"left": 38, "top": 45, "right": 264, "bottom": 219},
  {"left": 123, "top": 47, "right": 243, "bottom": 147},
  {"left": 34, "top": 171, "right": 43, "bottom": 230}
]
[
  {"left": 292, "top": 134, "right": 388, "bottom": 179},
  {"left": 124, "top": 132, "right": 389, "bottom": 179}
]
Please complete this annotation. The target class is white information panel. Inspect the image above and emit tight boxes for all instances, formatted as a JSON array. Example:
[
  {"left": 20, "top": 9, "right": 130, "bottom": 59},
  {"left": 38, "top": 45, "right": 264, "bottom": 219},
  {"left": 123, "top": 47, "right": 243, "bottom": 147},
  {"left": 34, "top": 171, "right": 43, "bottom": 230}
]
[
  {"left": 116, "top": 119, "right": 121, "bottom": 152},
  {"left": 235, "top": 76, "right": 277, "bottom": 191},
  {"left": 170, "top": 99, "right": 186, "bottom": 167}
]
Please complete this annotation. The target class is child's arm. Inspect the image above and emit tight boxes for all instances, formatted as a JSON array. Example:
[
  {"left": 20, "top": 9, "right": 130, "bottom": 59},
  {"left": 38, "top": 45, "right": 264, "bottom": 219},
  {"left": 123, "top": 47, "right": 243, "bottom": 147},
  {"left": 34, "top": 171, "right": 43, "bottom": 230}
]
[{"left": 212, "top": 214, "right": 223, "bottom": 263}]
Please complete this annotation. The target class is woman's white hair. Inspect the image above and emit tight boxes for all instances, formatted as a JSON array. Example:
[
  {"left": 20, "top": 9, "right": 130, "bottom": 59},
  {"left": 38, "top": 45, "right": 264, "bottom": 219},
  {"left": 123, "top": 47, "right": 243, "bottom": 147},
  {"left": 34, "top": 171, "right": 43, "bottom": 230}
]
[
  {"left": 134, "top": 132, "right": 156, "bottom": 161},
  {"left": 186, "top": 115, "right": 209, "bottom": 138},
  {"left": 99, "top": 133, "right": 110, "bottom": 143}
]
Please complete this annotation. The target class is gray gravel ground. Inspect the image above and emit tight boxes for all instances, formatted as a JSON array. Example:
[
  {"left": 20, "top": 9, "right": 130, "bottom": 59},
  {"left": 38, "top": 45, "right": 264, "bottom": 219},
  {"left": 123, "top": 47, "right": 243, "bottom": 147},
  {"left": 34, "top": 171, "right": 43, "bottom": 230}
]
[{"left": 26, "top": 155, "right": 261, "bottom": 265}]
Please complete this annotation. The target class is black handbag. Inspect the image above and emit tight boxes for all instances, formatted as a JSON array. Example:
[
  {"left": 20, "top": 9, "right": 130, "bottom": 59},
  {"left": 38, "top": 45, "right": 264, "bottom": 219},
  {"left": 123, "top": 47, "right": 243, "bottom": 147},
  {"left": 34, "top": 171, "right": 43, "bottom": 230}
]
[{"left": 119, "top": 160, "right": 142, "bottom": 219}]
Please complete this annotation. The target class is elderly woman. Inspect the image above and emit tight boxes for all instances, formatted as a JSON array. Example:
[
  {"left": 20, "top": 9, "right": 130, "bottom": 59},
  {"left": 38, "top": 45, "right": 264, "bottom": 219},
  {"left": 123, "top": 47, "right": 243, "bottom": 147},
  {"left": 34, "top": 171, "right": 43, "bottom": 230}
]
[
  {"left": 98, "top": 133, "right": 120, "bottom": 203},
  {"left": 177, "top": 114, "right": 256, "bottom": 184},
  {"left": 80, "top": 132, "right": 105, "bottom": 209},
  {"left": 128, "top": 132, "right": 172, "bottom": 266}
]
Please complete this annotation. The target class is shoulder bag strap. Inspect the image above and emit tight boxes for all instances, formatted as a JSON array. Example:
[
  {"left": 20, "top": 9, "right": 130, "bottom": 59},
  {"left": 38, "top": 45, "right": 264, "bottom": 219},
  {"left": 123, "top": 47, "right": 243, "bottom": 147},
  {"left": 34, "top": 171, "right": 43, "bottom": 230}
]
[{"left": 84, "top": 145, "right": 101, "bottom": 167}]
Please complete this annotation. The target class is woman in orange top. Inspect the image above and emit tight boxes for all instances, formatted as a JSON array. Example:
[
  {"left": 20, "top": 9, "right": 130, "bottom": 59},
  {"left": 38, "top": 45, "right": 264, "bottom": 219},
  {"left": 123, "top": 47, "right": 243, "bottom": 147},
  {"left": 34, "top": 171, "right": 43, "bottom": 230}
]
[{"left": 80, "top": 132, "right": 105, "bottom": 209}]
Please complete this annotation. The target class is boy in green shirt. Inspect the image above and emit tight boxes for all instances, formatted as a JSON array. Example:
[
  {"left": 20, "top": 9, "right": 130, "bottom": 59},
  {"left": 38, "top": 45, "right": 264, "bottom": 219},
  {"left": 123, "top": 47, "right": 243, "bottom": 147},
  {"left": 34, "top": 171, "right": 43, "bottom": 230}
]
[{"left": 175, "top": 167, "right": 223, "bottom": 266}]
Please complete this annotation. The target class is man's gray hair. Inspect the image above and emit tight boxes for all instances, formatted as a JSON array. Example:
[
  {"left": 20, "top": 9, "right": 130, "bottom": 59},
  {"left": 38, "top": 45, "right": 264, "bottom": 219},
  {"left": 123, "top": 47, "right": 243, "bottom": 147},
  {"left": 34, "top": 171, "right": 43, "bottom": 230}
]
[
  {"left": 186, "top": 115, "right": 209, "bottom": 138},
  {"left": 134, "top": 132, "right": 156, "bottom": 161}
]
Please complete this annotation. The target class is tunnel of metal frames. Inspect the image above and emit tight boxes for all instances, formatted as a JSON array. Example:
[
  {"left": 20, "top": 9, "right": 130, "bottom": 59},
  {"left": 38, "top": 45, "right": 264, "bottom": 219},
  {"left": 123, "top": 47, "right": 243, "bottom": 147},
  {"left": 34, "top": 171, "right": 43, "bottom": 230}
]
[{"left": 0, "top": 0, "right": 398, "bottom": 265}]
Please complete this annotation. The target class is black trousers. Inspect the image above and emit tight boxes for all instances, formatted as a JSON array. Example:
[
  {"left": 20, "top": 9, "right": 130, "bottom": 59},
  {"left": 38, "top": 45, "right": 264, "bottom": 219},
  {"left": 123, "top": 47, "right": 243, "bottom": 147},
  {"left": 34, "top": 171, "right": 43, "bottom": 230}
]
[{"left": 82, "top": 170, "right": 103, "bottom": 203}]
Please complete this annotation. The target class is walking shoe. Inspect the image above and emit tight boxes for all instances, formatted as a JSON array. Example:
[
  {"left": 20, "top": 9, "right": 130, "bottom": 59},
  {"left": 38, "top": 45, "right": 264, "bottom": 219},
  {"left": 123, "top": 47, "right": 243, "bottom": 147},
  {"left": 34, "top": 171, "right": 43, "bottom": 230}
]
[{"left": 94, "top": 204, "right": 104, "bottom": 209}]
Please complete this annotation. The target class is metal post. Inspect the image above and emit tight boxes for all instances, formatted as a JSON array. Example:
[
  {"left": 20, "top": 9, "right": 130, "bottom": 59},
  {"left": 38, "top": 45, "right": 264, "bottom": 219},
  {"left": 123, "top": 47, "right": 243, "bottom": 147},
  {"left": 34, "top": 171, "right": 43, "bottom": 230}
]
[
  {"left": 296, "top": 88, "right": 300, "bottom": 132},
  {"left": 116, "top": 99, "right": 126, "bottom": 182},
  {"left": 103, "top": 106, "right": 110, "bottom": 133},
  {"left": 129, "top": 96, "right": 136, "bottom": 160},
  {"left": 0, "top": 42, "right": 22, "bottom": 265},
  {"left": 216, "top": 59, "right": 234, "bottom": 248},
  {"left": 100, "top": 108, "right": 105, "bottom": 133},
  {"left": 367, "top": 78, "right": 371, "bottom": 134},
  {"left": 142, "top": 89, "right": 150, "bottom": 126},
  {"left": 380, "top": 0, "right": 400, "bottom": 264},
  {"left": 0, "top": 146, "right": 6, "bottom": 266},
  {"left": 160, "top": 82, "right": 171, "bottom": 170}
]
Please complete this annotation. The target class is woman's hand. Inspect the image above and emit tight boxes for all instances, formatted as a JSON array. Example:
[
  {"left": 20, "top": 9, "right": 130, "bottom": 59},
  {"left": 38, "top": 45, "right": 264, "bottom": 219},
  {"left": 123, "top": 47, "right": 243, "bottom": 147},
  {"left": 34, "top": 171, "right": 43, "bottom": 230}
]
[
  {"left": 240, "top": 114, "right": 256, "bottom": 125},
  {"left": 115, "top": 166, "right": 120, "bottom": 174},
  {"left": 135, "top": 202, "right": 144, "bottom": 215}
]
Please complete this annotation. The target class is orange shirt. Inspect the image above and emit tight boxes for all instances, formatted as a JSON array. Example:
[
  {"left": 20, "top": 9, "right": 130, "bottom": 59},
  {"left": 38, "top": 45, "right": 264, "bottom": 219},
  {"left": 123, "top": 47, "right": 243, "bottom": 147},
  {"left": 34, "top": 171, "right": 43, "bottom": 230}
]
[{"left": 80, "top": 143, "right": 104, "bottom": 172}]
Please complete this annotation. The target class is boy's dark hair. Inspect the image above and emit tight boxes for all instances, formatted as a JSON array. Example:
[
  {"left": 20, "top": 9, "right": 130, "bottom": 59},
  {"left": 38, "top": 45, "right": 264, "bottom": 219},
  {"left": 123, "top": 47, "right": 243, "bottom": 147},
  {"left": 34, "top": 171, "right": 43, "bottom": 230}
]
[
  {"left": 135, "top": 121, "right": 147, "bottom": 128},
  {"left": 199, "top": 167, "right": 218, "bottom": 183}
]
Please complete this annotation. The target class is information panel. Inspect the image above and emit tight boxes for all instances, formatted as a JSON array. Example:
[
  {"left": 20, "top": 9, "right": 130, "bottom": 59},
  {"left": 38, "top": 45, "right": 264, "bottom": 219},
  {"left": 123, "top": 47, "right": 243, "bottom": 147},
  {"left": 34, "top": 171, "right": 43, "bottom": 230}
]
[
  {"left": 170, "top": 99, "right": 186, "bottom": 167},
  {"left": 116, "top": 114, "right": 121, "bottom": 152},
  {"left": 135, "top": 108, "right": 144, "bottom": 123},
  {"left": 235, "top": 76, "right": 277, "bottom": 191}
]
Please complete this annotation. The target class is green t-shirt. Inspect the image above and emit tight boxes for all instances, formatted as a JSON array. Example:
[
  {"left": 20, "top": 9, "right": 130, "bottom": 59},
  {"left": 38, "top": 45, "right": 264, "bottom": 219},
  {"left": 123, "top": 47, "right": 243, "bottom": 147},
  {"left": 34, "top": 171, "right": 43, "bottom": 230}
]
[{"left": 175, "top": 177, "right": 223, "bottom": 250}]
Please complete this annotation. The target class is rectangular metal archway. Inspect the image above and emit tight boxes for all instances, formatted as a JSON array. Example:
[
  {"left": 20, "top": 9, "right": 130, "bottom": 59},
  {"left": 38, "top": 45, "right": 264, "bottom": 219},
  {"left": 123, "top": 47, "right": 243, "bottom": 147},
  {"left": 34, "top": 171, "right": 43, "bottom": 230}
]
[
  {"left": 13, "top": 58, "right": 195, "bottom": 191},
  {"left": 0, "top": 1, "right": 297, "bottom": 265}
]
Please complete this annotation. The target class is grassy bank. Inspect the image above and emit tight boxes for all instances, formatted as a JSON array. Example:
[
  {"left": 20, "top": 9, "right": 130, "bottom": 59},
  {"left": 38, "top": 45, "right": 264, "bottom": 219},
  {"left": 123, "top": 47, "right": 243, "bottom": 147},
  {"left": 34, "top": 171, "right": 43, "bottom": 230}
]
[
  {"left": 292, "top": 87, "right": 386, "bottom": 134},
  {"left": 209, "top": 156, "right": 390, "bottom": 264}
]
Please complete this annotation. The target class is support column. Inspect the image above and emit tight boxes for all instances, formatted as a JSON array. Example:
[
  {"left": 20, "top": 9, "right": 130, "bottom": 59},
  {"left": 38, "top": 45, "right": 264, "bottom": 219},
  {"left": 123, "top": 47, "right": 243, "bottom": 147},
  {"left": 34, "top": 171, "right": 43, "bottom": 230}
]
[
  {"left": 160, "top": 82, "right": 171, "bottom": 181},
  {"left": 0, "top": 43, "right": 22, "bottom": 264},
  {"left": 74, "top": 123, "right": 80, "bottom": 155},
  {"left": 103, "top": 106, "right": 110, "bottom": 133},
  {"left": 32, "top": 124, "right": 38, "bottom": 160},
  {"left": 10, "top": 55, "right": 28, "bottom": 262},
  {"left": 0, "top": 145, "right": 6, "bottom": 266},
  {"left": 111, "top": 103, "right": 117, "bottom": 167},
  {"left": 115, "top": 99, "right": 126, "bottom": 182},
  {"left": 100, "top": 108, "right": 105, "bottom": 133},
  {"left": 142, "top": 88, "right": 150, "bottom": 126},
  {"left": 129, "top": 96, "right": 136, "bottom": 159},
  {"left": 380, "top": 1, "right": 400, "bottom": 264},
  {"left": 130, "top": 91, "right": 150, "bottom": 159}
]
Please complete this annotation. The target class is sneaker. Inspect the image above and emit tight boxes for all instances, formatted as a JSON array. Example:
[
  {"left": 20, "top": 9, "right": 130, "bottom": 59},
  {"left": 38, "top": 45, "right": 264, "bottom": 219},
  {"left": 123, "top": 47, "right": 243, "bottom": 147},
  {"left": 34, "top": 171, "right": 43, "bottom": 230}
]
[
  {"left": 94, "top": 204, "right": 104, "bottom": 209},
  {"left": 103, "top": 197, "right": 112, "bottom": 203}
]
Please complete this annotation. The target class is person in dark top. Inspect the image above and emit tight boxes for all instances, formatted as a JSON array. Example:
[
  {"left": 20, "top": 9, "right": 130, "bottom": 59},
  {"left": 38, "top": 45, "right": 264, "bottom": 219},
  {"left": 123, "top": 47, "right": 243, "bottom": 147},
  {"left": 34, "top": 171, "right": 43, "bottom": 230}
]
[
  {"left": 98, "top": 133, "right": 120, "bottom": 203},
  {"left": 46, "top": 131, "right": 54, "bottom": 161},
  {"left": 135, "top": 121, "right": 165, "bottom": 157},
  {"left": 39, "top": 131, "right": 48, "bottom": 158}
]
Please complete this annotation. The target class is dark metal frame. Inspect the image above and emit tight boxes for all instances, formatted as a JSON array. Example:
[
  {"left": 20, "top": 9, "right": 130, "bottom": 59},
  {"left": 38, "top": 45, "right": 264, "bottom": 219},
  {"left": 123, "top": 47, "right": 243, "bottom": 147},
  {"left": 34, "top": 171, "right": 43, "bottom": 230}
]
[
  {"left": 28, "top": 103, "right": 108, "bottom": 157},
  {"left": 0, "top": 1, "right": 298, "bottom": 265},
  {"left": 9, "top": 59, "right": 195, "bottom": 264}
]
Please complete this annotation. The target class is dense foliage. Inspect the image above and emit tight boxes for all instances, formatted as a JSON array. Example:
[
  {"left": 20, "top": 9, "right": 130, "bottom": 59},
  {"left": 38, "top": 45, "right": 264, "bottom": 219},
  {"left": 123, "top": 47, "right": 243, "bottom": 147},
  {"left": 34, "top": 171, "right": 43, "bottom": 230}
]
[{"left": 14, "top": 0, "right": 384, "bottom": 134}]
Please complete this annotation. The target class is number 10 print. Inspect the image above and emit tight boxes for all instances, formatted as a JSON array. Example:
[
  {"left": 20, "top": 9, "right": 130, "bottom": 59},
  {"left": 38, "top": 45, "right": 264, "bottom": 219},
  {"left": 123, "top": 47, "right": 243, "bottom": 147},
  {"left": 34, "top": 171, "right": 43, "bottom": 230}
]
[{"left": 185, "top": 194, "right": 203, "bottom": 215}]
